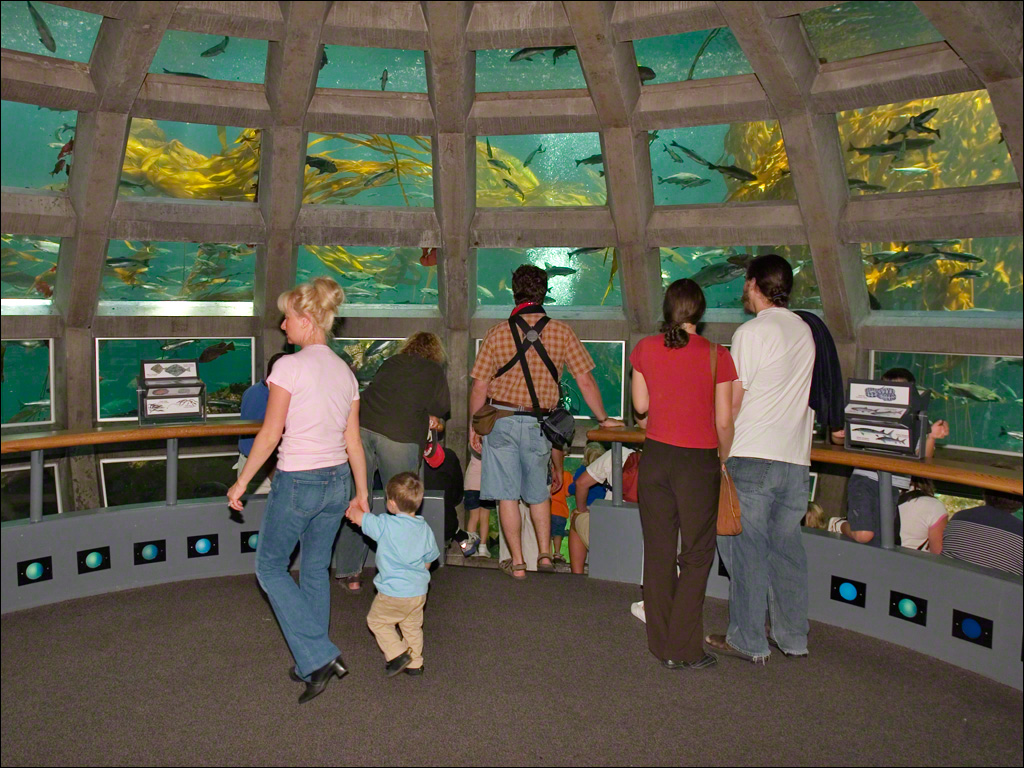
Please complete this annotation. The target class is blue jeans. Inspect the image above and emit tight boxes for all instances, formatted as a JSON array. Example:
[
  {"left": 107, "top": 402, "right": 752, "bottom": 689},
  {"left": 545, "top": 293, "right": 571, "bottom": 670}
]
[
  {"left": 480, "top": 414, "right": 551, "bottom": 505},
  {"left": 255, "top": 463, "right": 351, "bottom": 679},
  {"left": 332, "top": 428, "right": 421, "bottom": 578},
  {"left": 718, "top": 457, "right": 810, "bottom": 660}
]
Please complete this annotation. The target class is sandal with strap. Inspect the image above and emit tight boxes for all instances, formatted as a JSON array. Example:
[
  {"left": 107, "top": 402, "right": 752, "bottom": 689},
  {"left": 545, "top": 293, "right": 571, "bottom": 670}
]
[
  {"left": 499, "top": 559, "right": 527, "bottom": 580},
  {"left": 536, "top": 553, "right": 556, "bottom": 572},
  {"left": 342, "top": 575, "right": 362, "bottom": 595}
]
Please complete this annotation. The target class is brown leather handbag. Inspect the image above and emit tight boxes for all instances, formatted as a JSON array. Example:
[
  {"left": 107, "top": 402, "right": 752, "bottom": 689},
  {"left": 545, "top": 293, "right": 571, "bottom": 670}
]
[
  {"left": 711, "top": 342, "right": 742, "bottom": 536},
  {"left": 471, "top": 404, "right": 500, "bottom": 436}
]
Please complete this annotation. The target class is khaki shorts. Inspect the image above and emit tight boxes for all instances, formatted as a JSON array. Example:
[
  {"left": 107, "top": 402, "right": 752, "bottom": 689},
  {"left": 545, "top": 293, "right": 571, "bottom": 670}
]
[{"left": 573, "top": 511, "right": 590, "bottom": 548}]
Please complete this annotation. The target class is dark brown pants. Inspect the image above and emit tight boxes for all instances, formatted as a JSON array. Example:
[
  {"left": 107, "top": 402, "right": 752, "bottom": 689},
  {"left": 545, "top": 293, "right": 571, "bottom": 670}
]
[{"left": 637, "top": 440, "right": 720, "bottom": 663}]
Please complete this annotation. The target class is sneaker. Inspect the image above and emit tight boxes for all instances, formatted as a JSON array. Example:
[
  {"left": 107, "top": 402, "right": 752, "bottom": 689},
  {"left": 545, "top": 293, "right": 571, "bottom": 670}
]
[
  {"left": 827, "top": 517, "right": 846, "bottom": 533},
  {"left": 460, "top": 532, "right": 481, "bottom": 558},
  {"left": 630, "top": 601, "right": 646, "bottom": 623},
  {"left": 472, "top": 544, "right": 490, "bottom": 558}
]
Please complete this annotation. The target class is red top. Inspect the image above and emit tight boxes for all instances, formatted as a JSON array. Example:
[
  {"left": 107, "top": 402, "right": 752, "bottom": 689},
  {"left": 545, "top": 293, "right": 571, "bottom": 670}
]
[{"left": 629, "top": 333, "right": 738, "bottom": 449}]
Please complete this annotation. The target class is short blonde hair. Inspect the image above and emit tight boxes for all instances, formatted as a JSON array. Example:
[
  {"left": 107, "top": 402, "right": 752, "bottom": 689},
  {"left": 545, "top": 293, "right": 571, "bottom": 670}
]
[
  {"left": 583, "top": 441, "right": 605, "bottom": 466},
  {"left": 386, "top": 471, "right": 424, "bottom": 514},
  {"left": 399, "top": 332, "right": 446, "bottom": 364},
  {"left": 804, "top": 502, "right": 827, "bottom": 530},
  {"left": 277, "top": 277, "right": 344, "bottom": 335}
]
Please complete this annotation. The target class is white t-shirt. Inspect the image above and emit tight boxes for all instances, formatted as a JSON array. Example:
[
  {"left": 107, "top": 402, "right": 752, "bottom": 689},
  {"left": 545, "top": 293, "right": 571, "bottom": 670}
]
[
  {"left": 899, "top": 495, "right": 947, "bottom": 551},
  {"left": 267, "top": 344, "right": 359, "bottom": 472},
  {"left": 729, "top": 307, "right": 815, "bottom": 466},
  {"left": 586, "top": 447, "right": 636, "bottom": 499}
]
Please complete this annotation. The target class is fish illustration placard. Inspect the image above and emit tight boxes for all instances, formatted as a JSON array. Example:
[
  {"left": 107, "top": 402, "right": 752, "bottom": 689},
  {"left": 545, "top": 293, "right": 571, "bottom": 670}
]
[
  {"left": 143, "top": 360, "right": 198, "bottom": 379},
  {"left": 849, "top": 425, "right": 911, "bottom": 449}
]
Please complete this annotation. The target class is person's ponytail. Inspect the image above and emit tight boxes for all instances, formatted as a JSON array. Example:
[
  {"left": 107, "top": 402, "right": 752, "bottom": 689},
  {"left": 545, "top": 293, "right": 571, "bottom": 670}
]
[{"left": 660, "top": 279, "right": 706, "bottom": 349}]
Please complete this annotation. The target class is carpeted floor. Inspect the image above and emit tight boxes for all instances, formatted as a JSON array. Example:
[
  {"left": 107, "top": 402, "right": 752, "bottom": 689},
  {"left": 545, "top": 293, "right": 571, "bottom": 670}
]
[{"left": 1, "top": 566, "right": 1021, "bottom": 767}]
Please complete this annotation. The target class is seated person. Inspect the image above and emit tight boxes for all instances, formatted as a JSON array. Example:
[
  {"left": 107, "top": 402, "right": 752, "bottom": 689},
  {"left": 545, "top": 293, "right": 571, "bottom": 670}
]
[
  {"left": 567, "top": 444, "right": 640, "bottom": 575},
  {"left": 897, "top": 478, "right": 947, "bottom": 553},
  {"left": 942, "top": 490, "right": 1023, "bottom": 576},
  {"left": 804, "top": 502, "right": 828, "bottom": 530},
  {"left": 235, "top": 352, "right": 287, "bottom": 494},
  {"left": 422, "top": 429, "right": 472, "bottom": 556}
]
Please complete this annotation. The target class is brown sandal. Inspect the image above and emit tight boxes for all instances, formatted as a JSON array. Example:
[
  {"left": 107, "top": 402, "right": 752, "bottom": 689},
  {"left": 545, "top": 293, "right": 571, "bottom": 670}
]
[
  {"left": 342, "top": 575, "right": 362, "bottom": 594},
  {"left": 536, "top": 553, "right": 555, "bottom": 572},
  {"left": 499, "top": 559, "right": 527, "bottom": 580}
]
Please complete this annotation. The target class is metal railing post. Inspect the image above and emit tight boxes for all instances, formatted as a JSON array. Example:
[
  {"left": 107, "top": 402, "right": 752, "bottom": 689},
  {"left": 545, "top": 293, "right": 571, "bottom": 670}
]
[
  {"left": 166, "top": 438, "right": 178, "bottom": 506},
  {"left": 611, "top": 440, "right": 623, "bottom": 505},
  {"left": 878, "top": 470, "right": 895, "bottom": 549},
  {"left": 29, "top": 449, "right": 44, "bottom": 522}
]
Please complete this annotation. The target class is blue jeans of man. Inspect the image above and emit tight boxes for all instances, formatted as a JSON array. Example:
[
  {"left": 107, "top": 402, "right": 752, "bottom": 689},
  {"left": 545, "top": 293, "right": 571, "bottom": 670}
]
[
  {"left": 333, "top": 428, "right": 421, "bottom": 577},
  {"left": 255, "top": 463, "right": 351, "bottom": 679},
  {"left": 718, "top": 457, "right": 810, "bottom": 660}
]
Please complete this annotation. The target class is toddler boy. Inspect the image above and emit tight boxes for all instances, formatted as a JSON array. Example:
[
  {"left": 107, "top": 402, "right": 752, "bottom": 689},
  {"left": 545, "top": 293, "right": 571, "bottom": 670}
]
[{"left": 345, "top": 472, "right": 440, "bottom": 676}]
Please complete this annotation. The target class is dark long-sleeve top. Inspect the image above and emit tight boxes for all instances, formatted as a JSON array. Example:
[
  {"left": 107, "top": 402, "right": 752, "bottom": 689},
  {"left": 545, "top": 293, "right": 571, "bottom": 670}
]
[
  {"left": 359, "top": 354, "right": 451, "bottom": 450},
  {"left": 794, "top": 310, "right": 845, "bottom": 432}
]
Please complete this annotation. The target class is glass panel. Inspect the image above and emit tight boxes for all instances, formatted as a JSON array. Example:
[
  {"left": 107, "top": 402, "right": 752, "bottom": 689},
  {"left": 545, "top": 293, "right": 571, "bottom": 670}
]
[
  {"left": 562, "top": 341, "right": 625, "bottom": 420},
  {"left": 317, "top": 45, "right": 427, "bottom": 92},
  {"left": 839, "top": 90, "right": 1015, "bottom": 194},
  {"left": 476, "top": 247, "right": 622, "bottom": 306},
  {"left": 872, "top": 352, "right": 1023, "bottom": 454},
  {"left": 1, "top": 235, "right": 60, "bottom": 302},
  {"left": 121, "top": 119, "right": 260, "bottom": 201},
  {"left": 633, "top": 28, "right": 752, "bottom": 84},
  {"left": 476, "top": 133, "right": 606, "bottom": 207},
  {"left": 475, "top": 47, "right": 587, "bottom": 92},
  {"left": 862, "top": 236, "right": 1023, "bottom": 312},
  {"left": 296, "top": 246, "right": 437, "bottom": 305},
  {"left": 1, "top": 100, "right": 77, "bottom": 191},
  {"left": 650, "top": 122, "right": 794, "bottom": 205},
  {"left": 659, "top": 245, "right": 820, "bottom": 310},
  {"left": 0, "top": 0, "right": 102, "bottom": 62},
  {"left": 0, "top": 463, "right": 60, "bottom": 520},
  {"left": 329, "top": 338, "right": 402, "bottom": 388},
  {"left": 96, "top": 338, "right": 254, "bottom": 420},
  {"left": 304, "top": 133, "right": 432, "bottom": 206},
  {"left": 802, "top": 1, "right": 944, "bottom": 63},
  {"left": 0, "top": 339, "right": 52, "bottom": 426},
  {"left": 100, "top": 240, "right": 255, "bottom": 303},
  {"left": 149, "top": 30, "right": 268, "bottom": 83},
  {"left": 102, "top": 453, "right": 240, "bottom": 507}
]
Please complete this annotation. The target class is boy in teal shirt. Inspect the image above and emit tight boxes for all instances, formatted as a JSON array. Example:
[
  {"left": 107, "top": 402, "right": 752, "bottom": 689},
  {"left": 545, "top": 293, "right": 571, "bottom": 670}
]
[{"left": 346, "top": 472, "right": 440, "bottom": 676}]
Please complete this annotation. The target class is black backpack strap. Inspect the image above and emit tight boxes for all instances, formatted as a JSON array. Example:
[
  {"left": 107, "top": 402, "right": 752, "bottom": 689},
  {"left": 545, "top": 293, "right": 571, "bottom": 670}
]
[{"left": 492, "top": 315, "right": 559, "bottom": 416}]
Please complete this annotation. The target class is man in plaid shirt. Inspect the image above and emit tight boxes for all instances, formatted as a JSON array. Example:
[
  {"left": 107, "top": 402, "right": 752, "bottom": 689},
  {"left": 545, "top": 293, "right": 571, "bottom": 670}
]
[{"left": 469, "top": 264, "right": 623, "bottom": 579}]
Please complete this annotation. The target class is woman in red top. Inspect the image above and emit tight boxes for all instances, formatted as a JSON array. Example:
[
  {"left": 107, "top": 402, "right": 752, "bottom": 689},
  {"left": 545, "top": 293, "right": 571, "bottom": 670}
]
[{"left": 630, "top": 278, "right": 737, "bottom": 670}]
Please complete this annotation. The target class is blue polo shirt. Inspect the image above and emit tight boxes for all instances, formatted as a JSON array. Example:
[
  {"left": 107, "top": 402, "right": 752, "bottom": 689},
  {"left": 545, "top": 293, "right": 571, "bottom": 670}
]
[
  {"left": 362, "top": 513, "right": 440, "bottom": 598},
  {"left": 238, "top": 381, "right": 269, "bottom": 456}
]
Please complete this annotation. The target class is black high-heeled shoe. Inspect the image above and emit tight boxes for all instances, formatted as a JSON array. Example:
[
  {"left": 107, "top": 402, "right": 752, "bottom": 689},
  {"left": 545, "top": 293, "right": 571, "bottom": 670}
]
[{"left": 298, "top": 655, "right": 347, "bottom": 704}]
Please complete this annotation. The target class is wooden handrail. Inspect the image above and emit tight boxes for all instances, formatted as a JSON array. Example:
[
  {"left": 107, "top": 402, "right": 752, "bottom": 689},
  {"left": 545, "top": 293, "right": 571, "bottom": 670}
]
[
  {"left": 0, "top": 420, "right": 262, "bottom": 455},
  {"left": 587, "top": 427, "right": 1023, "bottom": 496}
]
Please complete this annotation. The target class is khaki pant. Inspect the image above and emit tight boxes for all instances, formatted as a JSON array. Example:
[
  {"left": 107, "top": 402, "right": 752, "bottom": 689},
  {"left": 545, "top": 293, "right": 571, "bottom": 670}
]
[{"left": 366, "top": 593, "right": 427, "bottom": 669}]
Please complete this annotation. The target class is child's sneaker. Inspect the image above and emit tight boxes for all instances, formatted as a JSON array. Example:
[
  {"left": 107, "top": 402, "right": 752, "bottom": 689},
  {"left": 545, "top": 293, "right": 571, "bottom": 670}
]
[
  {"left": 827, "top": 517, "right": 846, "bottom": 533},
  {"left": 460, "top": 532, "right": 481, "bottom": 557},
  {"left": 630, "top": 601, "right": 646, "bottom": 623},
  {"left": 473, "top": 543, "right": 490, "bottom": 558}
]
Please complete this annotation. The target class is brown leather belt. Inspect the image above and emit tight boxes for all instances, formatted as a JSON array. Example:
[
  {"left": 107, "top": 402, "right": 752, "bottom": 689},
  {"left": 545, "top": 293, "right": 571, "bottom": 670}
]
[{"left": 488, "top": 398, "right": 551, "bottom": 417}]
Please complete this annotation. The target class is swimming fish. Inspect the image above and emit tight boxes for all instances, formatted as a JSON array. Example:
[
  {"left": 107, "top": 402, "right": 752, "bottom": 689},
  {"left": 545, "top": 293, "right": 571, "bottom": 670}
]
[
  {"left": 890, "top": 167, "right": 930, "bottom": 175},
  {"left": 667, "top": 142, "right": 756, "bottom": 181},
  {"left": 9, "top": 402, "right": 49, "bottom": 423},
  {"left": 200, "top": 36, "right": 229, "bottom": 57},
  {"left": 943, "top": 381, "right": 1002, "bottom": 402},
  {"left": 575, "top": 153, "right": 603, "bottom": 167},
  {"left": 552, "top": 47, "right": 575, "bottom": 65},
  {"left": 319, "top": 48, "right": 328, "bottom": 71},
  {"left": 305, "top": 155, "right": 337, "bottom": 175},
  {"left": 419, "top": 247, "right": 438, "bottom": 267},
  {"left": 638, "top": 66, "right": 656, "bottom": 83},
  {"left": 56, "top": 139, "right": 74, "bottom": 161},
  {"left": 160, "top": 339, "right": 198, "bottom": 351},
  {"left": 568, "top": 248, "right": 603, "bottom": 257},
  {"left": 931, "top": 250, "right": 982, "bottom": 263},
  {"left": 487, "top": 158, "right": 511, "bottom": 173},
  {"left": 55, "top": 123, "right": 75, "bottom": 142},
  {"left": 502, "top": 178, "right": 525, "bottom": 199},
  {"left": 658, "top": 172, "right": 710, "bottom": 188},
  {"left": 648, "top": 131, "right": 660, "bottom": 145},
  {"left": 198, "top": 341, "right": 235, "bottom": 364},
  {"left": 363, "top": 168, "right": 396, "bottom": 187},
  {"left": 380, "top": 68, "right": 388, "bottom": 91},
  {"left": 887, "top": 108, "right": 940, "bottom": 140},
  {"left": 949, "top": 269, "right": 986, "bottom": 280},
  {"left": 907, "top": 239, "right": 959, "bottom": 247},
  {"left": 1000, "top": 427, "right": 1023, "bottom": 442},
  {"left": 544, "top": 263, "right": 577, "bottom": 277},
  {"left": 691, "top": 262, "right": 746, "bottom": 288},
  {"left": 162, "top": 68, "right": 210, "bottom": 79},
  {"left": 995, "top": 357, "right": 1023, "bottom": 367},
  {"left": 847, "top": 138, "right": 935, "bottom": 157},
  {"left": 867, "top": 250, "right": 926, "bottom": 265},
  {"left": 119, "top": 179, "right": 148, "bottom": 189},
  {"left": 485, "top": 137, "right": 493, "bottom": 159},
  {"left": 523, "top": 144, "right": 545, "bottom": 168},
  {"left": 50, "top": 158, "right": 65, "bottom": 176},
  {"left": 663, "top": 145, "right": 687, "bottom": 164},
  {"left": 510, "top": 47, "right": 555, "bottom": 62},
  {"left": 105, "top": 257, "right": 145, "bottom": 270},
  {"left": 26, "top": 1, "right": 56, "bottom": 53},
  {"left": 847, "top": 178, "right": 886, "bottom": 192}
]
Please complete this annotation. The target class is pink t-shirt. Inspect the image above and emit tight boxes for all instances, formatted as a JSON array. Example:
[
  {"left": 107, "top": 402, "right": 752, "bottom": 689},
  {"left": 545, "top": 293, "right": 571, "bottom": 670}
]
[{"left": 267, "top": 344, "right": 360, "bottom": 472}]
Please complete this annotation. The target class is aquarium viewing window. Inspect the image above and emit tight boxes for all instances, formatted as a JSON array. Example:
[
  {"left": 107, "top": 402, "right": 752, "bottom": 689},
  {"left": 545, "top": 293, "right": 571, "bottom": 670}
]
[
  {"left": 1, "top": 234, "right": 60, "bottom": 305},
  {"left": 149, "top": 30, "right": 269, "bottom": 84},
  {"left": 95, "top": 337, "right": 254, "bottom": 422},
  {"left": 649, "top": 122, "right": 794, "bottom": 205},
  {"left": 475, "top": 133, "right": 606, "bottom": 207},
  {"left": 317, "top": 45, "right": 427, "bottom": 92},
  {"left": 297, "top": 246, "right": 437, "bottom": 306},
  {"left": 120, "top": 119, "right": 260, "bottom": 202},
  {"left": 330, "top": 338, "right": 403, "bottom": 389},
  {"left": 861, "top": 236, "right": 1023, "bottom": 313},
  {"left": 475, "top": 47, "right": 587, "bottom": 93},
  {"left": 659, "top": 245, "right": 820, "bottom": 311},
  {"left": 870, "top": 351, "right": 1024, "bottom": 456},
  {"left": 1, "top": 338, "right": 53, "bottom": 428},
  {"left": 304, "top": 133, "right": 433, "bottom": 206},
  {"left": 0, "top": 0, "right": 101, "bottom": 62},
  {"left": 801, "top": 1, "right": 944, "bottom": 63},
  {"left": 1, "top": 100, "right": 77, "bottom": 192},
  {"left": 100, "top": 452, "right": 239, "bottom": 508},
  {"left": 475, "top": 247, "right": 622, "bottom": 307},
  {"left": 632, "top": 28, "right": 752, "bottom": 85},
  {"left": 1, "top": 461, "right": 62, "bottom": 520},
  {"left": 838, "top": 90, "right": 1016, "bottom": 195}
]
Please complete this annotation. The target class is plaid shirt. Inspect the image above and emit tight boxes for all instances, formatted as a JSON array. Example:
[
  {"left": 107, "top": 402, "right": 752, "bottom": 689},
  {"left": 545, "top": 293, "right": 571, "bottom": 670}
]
[{"left": 471, "top": 313, "right": 595, "bottom": 411}]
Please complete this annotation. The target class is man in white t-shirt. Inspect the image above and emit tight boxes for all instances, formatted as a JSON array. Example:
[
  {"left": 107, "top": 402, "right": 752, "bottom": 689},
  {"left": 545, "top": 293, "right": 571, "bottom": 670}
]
[{"left": 705, "top": 254, "right": 815, "bottom": 664}]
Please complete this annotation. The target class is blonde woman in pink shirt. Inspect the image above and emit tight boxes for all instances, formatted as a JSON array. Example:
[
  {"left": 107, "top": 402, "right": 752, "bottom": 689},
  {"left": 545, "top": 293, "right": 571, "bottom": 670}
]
[{"left": 228, "top": 277, "right": 369, "bottom": 704}]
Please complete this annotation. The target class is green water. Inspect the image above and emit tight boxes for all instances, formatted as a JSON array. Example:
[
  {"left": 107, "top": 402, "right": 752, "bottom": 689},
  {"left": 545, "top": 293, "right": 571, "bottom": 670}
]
[
  {"left": 633, "top": 28, "right": 751, "bottom": 83},
  {"left": 476, "top": 48, "right": 587, "bottom": 92},
  {"left": 477, "top": 248, "right": 621, "bottom": 307},
  {"left": 802, "top": 1, "right": 944, "bottom": 62},
  {"left": 0, "top": 0, "right": 100, "bottom": 62},
  {"left": 305, "top": 133, "right": 433, "bottom": 206},
  {"left": 101, "top": 241, "right": 255, "bottom": 303},
  {"left": 103, "top": 454, "right": 239, "bottom": 506},
  {"left": 1, "top": 464, "right": 59, "bottom": 521},
  {"left": 298, "top": 247, "right": 436, "bottom": 305},
  {"left": 0, "top": 340, "right": 51, "bottom": 425},
  {"left": 318, "top": 45, "right": 426, "bottom": 92},
  {"left": 96, "top": 338, "right": 253, "bottom": 420},
  {"left": 0, "top": 100, "right": 76, "bottom": 191},
  {"left": 148, "top": 30, "right": 268, "bottom": 83},
  {"left": 1, "top": 233, "right": 59, "bottom": 301},
  {"left": 873, "top": 352, "right": 1023, "bottom": 455}
]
